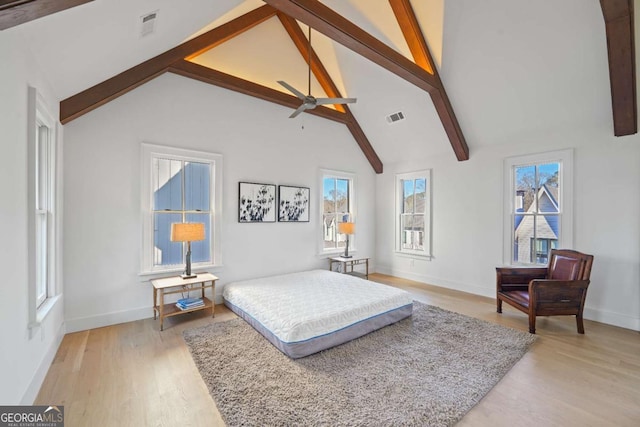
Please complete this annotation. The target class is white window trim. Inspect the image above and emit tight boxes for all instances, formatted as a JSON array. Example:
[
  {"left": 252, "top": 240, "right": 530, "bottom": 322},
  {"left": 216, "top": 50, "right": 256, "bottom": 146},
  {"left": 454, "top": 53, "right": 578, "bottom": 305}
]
[
  {"left": 140, "top": 143, "right": 223, "bottom": 276},
  {"left": 318, "top": 168, "right": 356, "bottom": 256},
  {"left": 395, "top": 169, "right": 432, "bottom": 258},
  {"left": 27, "top": 86, "right": 62, "bottom": 331},
  {"left": 502, "top": 148, "right": 573, "bottom": 265}
]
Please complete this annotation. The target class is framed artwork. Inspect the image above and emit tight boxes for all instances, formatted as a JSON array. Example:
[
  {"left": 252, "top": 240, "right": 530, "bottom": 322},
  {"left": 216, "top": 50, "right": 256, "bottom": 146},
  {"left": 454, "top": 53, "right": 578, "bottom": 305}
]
[
  {"left": 238, "top": 182, "right": 276, "bottom": 223},
  {"left": 278, "top": 185, "right": 310, "bottom": 222}
]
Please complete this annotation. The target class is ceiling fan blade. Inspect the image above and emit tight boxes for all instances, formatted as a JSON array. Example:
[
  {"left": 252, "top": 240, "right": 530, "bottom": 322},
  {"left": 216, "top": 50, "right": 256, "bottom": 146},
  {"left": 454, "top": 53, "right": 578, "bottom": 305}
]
[
  {"left": 315, "top": 97, "right": 357, "bottom": 105},
  {"left": 278, "top": 81, "right": 306, "bottom": 100},
  {"left": 289, "top": 103, "right": 308, "bottom": 118}
]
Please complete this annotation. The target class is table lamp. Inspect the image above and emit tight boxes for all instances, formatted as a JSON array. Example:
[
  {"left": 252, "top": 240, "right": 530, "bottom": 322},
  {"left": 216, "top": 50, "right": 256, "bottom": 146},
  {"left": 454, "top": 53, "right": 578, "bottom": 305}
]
[
  {"left": 338, "top": 222, "right": 355, "bottom": 258},
  {"left": 171, "top": 223, "right": 205, "bottom": 279}
]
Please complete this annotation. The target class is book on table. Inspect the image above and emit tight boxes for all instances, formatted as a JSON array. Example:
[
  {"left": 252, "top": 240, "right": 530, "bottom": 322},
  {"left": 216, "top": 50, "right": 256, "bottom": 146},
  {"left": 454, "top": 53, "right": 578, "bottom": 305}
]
[{"left": 176, "top": 297, "right": 204, "bottom": 310}]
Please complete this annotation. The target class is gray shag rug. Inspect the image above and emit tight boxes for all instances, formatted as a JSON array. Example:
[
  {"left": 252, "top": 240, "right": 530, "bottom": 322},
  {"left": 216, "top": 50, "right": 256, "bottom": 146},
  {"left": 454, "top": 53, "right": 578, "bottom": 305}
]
[{"left": 183, "top": 302, "right": 536, "bottom": 427}]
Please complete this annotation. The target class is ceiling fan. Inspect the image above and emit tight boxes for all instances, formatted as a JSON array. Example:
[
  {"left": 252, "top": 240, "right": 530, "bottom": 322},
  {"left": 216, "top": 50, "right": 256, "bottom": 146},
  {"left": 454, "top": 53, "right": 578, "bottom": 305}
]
[{"left": 278, "top": 26, "right": 356, "bottom": 119}]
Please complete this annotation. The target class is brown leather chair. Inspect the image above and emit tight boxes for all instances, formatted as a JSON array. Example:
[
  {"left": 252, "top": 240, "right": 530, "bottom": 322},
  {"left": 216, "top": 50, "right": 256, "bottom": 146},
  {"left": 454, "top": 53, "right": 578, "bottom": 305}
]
[{"left": 496, "top": 249, "right": 594, "bottom": 334}]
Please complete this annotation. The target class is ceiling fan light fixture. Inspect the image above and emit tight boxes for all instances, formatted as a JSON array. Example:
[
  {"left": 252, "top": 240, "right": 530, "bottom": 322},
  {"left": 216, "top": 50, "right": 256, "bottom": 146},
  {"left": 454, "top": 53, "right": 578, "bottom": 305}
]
[{"left": 278, "top": 26, "right": 356, "bottom": 119}]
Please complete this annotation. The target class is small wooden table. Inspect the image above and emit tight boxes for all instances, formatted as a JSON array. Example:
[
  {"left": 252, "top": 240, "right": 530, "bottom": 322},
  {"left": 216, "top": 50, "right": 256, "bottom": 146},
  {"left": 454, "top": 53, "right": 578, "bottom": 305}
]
[
  {"left": 329, "top": 256, "right": 370, "bottom": 279},
  {"left": 151, "top": 273, "right": 218, "bottom": 331}
]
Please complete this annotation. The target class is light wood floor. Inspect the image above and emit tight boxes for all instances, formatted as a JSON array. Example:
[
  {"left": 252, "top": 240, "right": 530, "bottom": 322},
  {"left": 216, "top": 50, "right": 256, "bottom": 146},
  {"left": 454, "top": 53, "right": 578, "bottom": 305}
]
[{"left": 36, "top": 274, "right": 640, "bottom": 426}]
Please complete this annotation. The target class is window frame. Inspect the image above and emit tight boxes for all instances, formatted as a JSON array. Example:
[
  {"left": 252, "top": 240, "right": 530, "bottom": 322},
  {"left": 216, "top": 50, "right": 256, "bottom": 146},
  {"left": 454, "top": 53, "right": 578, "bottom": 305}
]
[
  {"left": 140, "top": 143, "right": 223, "bottom": 276},
  {"left": 319, "top": 169, "right": 356, "bottom": 256},
  {"left": 503, "top": 149, "right": 573, "bottom": 265},
  {"left": 395, "top": 169, "right": 432, "bottom": 258},
  {"left": 27, "top": 86, "right": 61, "bottom": 329}
]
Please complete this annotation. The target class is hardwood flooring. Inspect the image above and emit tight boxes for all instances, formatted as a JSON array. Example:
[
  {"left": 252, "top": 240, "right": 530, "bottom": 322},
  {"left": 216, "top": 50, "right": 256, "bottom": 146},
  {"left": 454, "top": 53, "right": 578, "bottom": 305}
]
[{"left": 36, "top": 273, "right": 640, "bottom": 426}]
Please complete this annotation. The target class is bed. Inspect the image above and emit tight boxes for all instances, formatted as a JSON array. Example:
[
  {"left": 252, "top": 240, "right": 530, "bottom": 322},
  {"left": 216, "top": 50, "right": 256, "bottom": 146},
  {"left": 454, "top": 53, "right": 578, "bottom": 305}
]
[{"left": 223, "top": 269, "right": 413, "bottom": 358}]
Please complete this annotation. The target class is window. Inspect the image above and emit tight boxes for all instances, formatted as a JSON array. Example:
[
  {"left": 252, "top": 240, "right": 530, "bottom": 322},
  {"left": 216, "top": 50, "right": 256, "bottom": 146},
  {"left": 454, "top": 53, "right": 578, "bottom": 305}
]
[
  {"left": 27, "top": 86, "right": 60, "bottom": 327},
  {"left": 320, "top": 169, "right": 355, "bottom": 254},
  {"left": 396, "top": 170, "right": 431, "bottom": 257},
  {"left": 503, "top": 149, "right": 573, "bottom": 265},
  {"left": 141, "top": 144, "right": 222, "bottom": 275},
  {"left": 35, "top": 109, "right": 53, "bottom": 306}
]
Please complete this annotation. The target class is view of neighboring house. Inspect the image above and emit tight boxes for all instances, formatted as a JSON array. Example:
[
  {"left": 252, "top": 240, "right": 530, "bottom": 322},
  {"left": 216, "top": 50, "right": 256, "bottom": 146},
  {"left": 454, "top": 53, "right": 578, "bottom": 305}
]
[{"left": 514, "top": 184, "right": 559, "bottom": 263}]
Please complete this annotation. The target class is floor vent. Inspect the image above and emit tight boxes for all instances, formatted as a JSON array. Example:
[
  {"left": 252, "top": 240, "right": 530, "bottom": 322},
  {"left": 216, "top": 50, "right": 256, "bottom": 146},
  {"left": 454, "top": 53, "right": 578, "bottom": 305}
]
[
  {"left": 386, "top": 111, "right": 405, "bottom": 124},
  {"left": 140, "top": 11, "right": 158, "bottom": 37}
]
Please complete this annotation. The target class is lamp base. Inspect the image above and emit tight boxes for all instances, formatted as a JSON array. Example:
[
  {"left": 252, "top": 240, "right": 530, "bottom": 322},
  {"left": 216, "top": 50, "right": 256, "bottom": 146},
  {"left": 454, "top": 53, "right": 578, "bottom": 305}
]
[
  {"left": 342, "top": 254, "right": 353, "bottom": 258},
  {"left": 180, "top": 273, "right": 198, "bottom": 280}
]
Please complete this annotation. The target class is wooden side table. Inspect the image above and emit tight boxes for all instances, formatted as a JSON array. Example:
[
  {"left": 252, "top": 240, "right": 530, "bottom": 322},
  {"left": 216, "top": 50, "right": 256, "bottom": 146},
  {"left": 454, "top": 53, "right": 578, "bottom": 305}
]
[
  {"left": 329, "top": 256, "right": 370, "bottom": 279},
  {"left": 151, "top": 273, "right": 218, "bottom": 331}
]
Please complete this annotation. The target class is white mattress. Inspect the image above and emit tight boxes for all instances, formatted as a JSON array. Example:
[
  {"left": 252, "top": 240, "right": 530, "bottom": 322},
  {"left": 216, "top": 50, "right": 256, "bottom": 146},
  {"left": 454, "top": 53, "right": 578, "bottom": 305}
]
[{"left": 223, "top": 269, "right": 413, "bottom": 344}]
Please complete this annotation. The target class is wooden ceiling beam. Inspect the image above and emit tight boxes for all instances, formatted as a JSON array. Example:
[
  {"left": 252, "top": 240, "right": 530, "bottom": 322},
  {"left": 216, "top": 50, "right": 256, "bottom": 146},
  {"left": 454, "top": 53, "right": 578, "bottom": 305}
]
[
  {"left": 600, "top": 0, "right": 637, "bottom": 136},
  {"left": 277, "top": 12, "right": 346, "bottom": 112},
  {"left": 60, "top": 4, "right": 277, "bottom": 124},
  {"left": 277, "top": 12, "right": 383, "bottom": 173},
  {"left": 0, "top": 0, "right": 93, "bottom": 31},
  {"left": 170, "top": 60, "right": 383, "bottom": 173},
  {"left": 263, "top": 0, "right": 439, "bottom": 93},
  {"left": 264, "top": 0, "right": 469, "bottom": 161},
  {"left": 389, "top": 0, "right": 468, "bottom": 160},
  {"left": 169, "top": 60, "right": 349, "bottom": 124}
]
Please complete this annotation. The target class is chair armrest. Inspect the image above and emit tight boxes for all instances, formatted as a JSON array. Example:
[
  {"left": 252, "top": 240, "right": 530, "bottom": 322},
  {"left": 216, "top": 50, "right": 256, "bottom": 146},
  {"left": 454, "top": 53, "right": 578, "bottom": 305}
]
[
  {"left": 529, "top": 279, "right": 590, "bottom": 292},
  {"left": 529, "top": 279, "right": 590, "bottom": 307},
  {"left": 496, "top": 267, "right": 547, "bottom": 291}
]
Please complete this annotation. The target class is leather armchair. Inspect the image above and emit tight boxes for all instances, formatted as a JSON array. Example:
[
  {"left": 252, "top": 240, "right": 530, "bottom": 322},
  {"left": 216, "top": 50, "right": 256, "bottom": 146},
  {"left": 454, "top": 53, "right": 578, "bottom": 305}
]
[{"left": 496, "top": 249, "right": 594, "bottom": 334}]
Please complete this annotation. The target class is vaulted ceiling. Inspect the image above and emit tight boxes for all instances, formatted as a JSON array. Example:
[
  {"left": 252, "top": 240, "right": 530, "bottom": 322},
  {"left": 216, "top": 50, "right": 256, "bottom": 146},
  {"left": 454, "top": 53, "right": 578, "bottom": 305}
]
[{"left": 2, "top": 0, "right": 636, "bottom": 173}]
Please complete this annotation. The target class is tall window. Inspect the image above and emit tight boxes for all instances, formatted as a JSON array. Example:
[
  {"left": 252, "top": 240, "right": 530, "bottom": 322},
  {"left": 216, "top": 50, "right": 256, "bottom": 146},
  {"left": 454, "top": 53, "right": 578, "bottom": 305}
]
[
  {"left": 396, "top": 170, "right": 431, "bottom": 257},
  {"left": 321, "top": 170, "right": 355, "bottom": 253},
  {"left": 35, "top": 114, "right": 53, "bottom": 306},
  {"left": 504, "top": 149, "right": 573, "bottom": 265},
  {"left": 28, "top": 86, "right": 60, "bottom": 326},
  {"left": 141, "top": 144, "right": 222, "bottom": 274}
]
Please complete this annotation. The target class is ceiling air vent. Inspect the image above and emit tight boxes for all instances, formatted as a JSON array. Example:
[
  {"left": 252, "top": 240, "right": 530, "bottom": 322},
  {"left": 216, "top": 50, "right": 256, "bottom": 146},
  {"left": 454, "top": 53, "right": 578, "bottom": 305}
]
[
  {"left": 386, "top": 111, "right": 405, "bottom": 124},
  {"left": 139, "top": 11, "right": 158, "bottom": 37}
]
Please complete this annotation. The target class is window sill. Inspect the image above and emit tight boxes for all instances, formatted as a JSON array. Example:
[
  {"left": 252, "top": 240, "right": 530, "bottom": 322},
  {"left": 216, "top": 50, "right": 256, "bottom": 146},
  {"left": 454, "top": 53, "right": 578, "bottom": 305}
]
[
  {"left": 319, "top": 249, "right": 357, "bottom": 258},
  {"left": 139, "top": 264, "right": 223, "bottom": 281},
  {"left": 395, "top": 251, "right": 432, "bottom": 261},
  {"left": 29, "top": 294, "right": 62, "bottom": 330}
]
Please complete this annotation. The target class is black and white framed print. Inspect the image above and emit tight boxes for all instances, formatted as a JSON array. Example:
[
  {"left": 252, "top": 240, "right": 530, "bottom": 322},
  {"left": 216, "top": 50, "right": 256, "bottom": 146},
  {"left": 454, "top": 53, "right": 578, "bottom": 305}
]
[
  {"left": 278, "top": 185, "right": 310, "bottom": 222},
  {"left": 239, "top": 182, "right": 276, "bottom": 223}
]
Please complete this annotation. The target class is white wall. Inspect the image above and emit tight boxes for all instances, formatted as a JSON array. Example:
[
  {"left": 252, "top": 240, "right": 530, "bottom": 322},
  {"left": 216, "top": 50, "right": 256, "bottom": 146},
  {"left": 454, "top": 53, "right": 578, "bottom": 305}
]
[
  {"left": 376, "top": 124, "right": 640, "bottom": 331},
  {"left": 0, "top": 33, "right": 66, "bottom": 404},
  {"left": 62, "top": 73, "right": 377, "bottom": 332}
]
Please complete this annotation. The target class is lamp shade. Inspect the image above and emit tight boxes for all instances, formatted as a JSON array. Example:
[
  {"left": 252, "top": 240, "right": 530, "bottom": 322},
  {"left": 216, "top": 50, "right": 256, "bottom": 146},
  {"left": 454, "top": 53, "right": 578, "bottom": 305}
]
[
  {"left": 338, "top": 222, "right": 355, "bottom": 235},
  {"left": 170, "top": 223, "right": 205, "bottom": 242}
]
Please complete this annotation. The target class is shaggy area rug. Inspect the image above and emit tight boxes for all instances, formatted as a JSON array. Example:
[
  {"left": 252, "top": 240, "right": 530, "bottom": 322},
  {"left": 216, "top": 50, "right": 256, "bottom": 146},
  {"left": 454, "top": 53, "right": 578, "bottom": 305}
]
[{"left": 183, "top": 302, "right": 536, "bottom": 427}]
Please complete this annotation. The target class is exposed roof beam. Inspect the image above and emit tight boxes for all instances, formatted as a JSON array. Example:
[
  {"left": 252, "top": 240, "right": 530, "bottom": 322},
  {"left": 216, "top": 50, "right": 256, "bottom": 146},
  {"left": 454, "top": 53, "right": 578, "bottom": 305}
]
[
  {"left": 600, "top": 0, "right": 637, "bottom": 136},
  {"left": 389, "top": 0, "right": 468, "bottom": 160},
  {"left": 0, "top": 0, "right": 93, "bottom": 31},
  {"left": 263, "top": 0, "right": 439, "bottom": 93},
  {"left": 263, "top": 0, "right": 469, "bottom": 161},
  {"left": 277, "top": 12, "right": 346, "bottom": 112},
  {"left": 60, "top": 4, "right": 277, "bottom": 124},
  {"left": 168, "top": 60, "right": 348, "bottom": 124},
  {"left": 277, "top": 12, "right": 382, "bottom": 172}
]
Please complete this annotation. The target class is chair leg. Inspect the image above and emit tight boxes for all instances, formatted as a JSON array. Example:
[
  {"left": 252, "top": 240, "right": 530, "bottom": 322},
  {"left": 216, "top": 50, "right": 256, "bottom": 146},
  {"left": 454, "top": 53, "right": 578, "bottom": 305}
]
[
  {"left": 497, "top": 298, "right": 502, "bottom": 313},
  {"left": 528, "top": 313, "right": 536, "bottom": 334},
  {"left": 576, "top": 314, "right": 585, "bottom": 334}
]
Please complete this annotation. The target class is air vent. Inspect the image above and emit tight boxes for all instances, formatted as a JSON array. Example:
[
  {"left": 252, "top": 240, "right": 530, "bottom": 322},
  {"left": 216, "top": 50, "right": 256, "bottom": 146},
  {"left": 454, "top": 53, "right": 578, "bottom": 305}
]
[
  {"left": 140, "top": 11, "right": 158, "bottom": 37},
  {"left": 386, "top": 111, "right": 405, "bottom": 124}
]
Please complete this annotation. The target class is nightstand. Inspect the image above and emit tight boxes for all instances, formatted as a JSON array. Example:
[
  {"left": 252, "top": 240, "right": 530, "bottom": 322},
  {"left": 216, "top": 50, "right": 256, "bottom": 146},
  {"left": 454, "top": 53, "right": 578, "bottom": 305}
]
[
  {"left": 151, "top": 273, "right": 218, "bottom": 331},
  {"left": 329, "top": 256, "right": 369, "bottom": 279}
]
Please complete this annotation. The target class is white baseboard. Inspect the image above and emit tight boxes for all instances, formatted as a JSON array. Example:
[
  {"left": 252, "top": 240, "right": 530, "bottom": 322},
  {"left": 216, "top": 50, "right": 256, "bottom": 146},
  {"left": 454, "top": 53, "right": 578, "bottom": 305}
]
[
  {"left": 21, "top": 321, "right": 66, "bottom": 404},
  {"left": 65, "top": 294, "right": 225, "bottom": 333},
  {"left": 376, "top": 264, "right": 640, "bottom": 332},
  {"left": 65, "top": 306, "right": 153, "bottom": 333},
  {"left": 375, "top": 264, "right": 494, "bottom": 299},
  {"left": 583, "top": 307, "right": 640, "bottom": 332}
]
